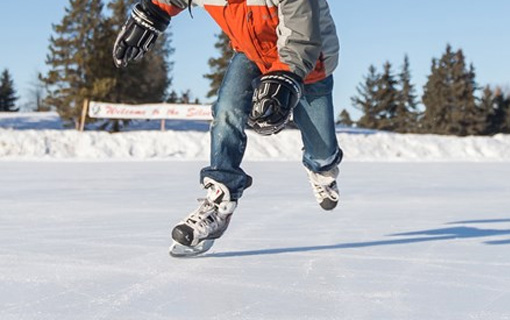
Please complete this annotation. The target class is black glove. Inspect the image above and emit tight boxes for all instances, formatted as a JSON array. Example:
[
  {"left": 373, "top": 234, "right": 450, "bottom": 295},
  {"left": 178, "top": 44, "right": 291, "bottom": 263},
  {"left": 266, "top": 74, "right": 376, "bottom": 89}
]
[
  {"left": 113, "top": 0, "right": 170, "bottom": 68},
  {"left": 248, "top": 71, "right": 303, "bottom": 135}
]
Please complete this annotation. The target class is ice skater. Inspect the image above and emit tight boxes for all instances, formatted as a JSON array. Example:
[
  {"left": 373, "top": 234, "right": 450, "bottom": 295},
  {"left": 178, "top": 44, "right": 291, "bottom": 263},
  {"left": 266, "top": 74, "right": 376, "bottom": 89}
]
[{"left": 113, "top": 0, "right": 343, "bottom": 256}]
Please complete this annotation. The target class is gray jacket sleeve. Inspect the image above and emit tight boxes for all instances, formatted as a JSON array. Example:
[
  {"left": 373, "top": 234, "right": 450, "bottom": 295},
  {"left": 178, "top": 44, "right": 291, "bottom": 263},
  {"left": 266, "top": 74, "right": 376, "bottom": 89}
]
[{"left": 276, "top": 0, "right": 322, "bottom": 79}]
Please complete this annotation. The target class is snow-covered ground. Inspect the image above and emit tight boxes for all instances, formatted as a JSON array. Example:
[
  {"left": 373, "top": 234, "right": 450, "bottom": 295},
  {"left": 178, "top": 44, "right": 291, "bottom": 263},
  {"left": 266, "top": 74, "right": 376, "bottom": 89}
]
[
  {"left": 1, "top": 112, "right": 510, "bottom": 319},
  {"left": 1, "top": 161, "right": 509, "bottom": 319},
  {"left": 1, "top": 112, "right": 510, "bottom": 161}
]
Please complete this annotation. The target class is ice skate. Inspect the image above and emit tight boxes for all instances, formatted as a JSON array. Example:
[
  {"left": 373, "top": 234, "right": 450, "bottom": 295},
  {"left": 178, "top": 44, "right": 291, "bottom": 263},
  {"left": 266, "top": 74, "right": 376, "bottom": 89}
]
[
  {"left": 306, "top": 166, "right": 340, "bottom": 211},
  {"left": 169, "top": 178, "right": 236, "bottom": 257}
]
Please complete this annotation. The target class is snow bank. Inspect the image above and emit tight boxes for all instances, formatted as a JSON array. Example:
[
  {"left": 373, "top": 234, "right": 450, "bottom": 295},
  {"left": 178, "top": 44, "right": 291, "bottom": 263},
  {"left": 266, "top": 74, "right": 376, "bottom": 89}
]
[
  {"left": 1, "top": 128, "right": 509, "bottom": 161},
  {"left": 1, "top": 112, "right": 509, "bottom": 161}
]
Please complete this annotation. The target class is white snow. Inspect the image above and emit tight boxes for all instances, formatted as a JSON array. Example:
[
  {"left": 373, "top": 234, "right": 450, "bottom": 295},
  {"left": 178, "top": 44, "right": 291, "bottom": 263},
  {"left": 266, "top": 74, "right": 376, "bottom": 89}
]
[
  {"left": 1, "top": 112, "right": 510, "bottom": 161},
  {"left": 1, "top": 112, "right": 510, "bottom": 319}
]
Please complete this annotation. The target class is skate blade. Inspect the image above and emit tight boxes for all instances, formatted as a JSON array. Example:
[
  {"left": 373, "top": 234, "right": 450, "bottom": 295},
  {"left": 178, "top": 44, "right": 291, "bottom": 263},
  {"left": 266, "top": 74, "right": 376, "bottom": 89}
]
[{"left": 169, "top": 240, "right": 214, "bottom": 258}]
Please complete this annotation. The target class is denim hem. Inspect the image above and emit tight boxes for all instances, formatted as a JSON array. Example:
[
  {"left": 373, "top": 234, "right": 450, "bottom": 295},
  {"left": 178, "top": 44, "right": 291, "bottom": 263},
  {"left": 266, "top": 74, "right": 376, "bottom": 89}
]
[{"left": 302, "top": 147, "right": 343, "bottom": 173}]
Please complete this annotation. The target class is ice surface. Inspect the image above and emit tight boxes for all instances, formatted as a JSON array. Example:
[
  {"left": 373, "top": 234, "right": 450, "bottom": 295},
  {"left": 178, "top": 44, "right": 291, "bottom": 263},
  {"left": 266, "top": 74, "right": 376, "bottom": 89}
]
[{"left": 1, "top": 161, "right": 509, "bottom": 320}]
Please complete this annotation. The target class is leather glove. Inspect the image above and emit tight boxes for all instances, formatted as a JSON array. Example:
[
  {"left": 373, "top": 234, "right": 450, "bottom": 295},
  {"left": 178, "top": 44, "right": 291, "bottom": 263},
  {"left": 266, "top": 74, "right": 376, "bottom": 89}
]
[
  {"left": 113, "top": 0, "right": 170, "bottom": 68},
  {"left": 248, "top": 71, "right": 303, "bottom": 135}
]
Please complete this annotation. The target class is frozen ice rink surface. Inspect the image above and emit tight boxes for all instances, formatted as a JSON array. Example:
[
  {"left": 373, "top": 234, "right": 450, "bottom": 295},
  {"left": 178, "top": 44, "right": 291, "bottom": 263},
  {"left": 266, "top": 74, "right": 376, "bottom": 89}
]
[{"left": 1, "top": 161, "right": 509, "bottom": 320}]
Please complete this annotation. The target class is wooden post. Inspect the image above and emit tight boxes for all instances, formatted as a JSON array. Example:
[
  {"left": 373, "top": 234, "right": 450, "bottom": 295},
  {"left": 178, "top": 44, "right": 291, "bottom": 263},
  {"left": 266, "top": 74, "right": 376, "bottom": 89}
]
[
  {"left": 160, "top": 119, "right": 166, "bottom": 132},
  {"left": 79, "top": 99, "right": 89, "bottom": 132}
]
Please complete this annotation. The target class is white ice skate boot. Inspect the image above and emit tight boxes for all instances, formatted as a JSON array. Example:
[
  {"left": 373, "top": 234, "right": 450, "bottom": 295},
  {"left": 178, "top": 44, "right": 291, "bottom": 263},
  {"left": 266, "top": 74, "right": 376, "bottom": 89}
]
[
  {"left": 170, "top": 178, "right": 237, "bottom": 257},
  {"left": 305, "top": 166, "right": 340, "bottom": 211}
]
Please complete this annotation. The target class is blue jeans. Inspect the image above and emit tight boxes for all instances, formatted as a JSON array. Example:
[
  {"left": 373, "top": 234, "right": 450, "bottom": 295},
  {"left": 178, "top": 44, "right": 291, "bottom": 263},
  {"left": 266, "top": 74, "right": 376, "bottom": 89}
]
[{"left": 200, "top": 53, "right": 342, "bottom": 200}]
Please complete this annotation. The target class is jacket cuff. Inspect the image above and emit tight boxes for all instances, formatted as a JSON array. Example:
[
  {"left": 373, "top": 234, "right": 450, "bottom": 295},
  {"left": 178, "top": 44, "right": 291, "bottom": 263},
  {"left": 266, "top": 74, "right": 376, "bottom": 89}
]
[{"left": 151, "top": 0, "right": 185, "bottom": 16}]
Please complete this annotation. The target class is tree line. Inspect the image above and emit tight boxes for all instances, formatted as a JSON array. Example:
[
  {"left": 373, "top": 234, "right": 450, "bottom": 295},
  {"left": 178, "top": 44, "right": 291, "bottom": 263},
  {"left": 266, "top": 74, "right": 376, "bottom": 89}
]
[
  {"left": 40, "top": 0, "right": 175, "bottom": 130},
  {"left": 2, "top": 0, "right": 509, "bottom": 136},
  {"left": 0, "top": 0, "right": 203, "bottom": 130},
  {"left": 341, "top": 44, "right": 510, "bottom": 136}
]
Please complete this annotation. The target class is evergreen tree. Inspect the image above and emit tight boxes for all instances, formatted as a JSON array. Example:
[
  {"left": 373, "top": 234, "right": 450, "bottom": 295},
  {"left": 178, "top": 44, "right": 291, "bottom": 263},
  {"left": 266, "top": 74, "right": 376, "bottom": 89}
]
[
  {"left": 394, "top": 55, "right": 419, "bottom": 133},
  {"left": 421, "top": 45, "right": 482, "bottom": 136},
  {"left": 421, "top": 57, "right": 446, "bottom": 134},
  {"left": 167, "top": 90, "right": 179, "bottom": 103},
  {"left": 478, "top": 86, "right": 495, "bottom": 135},
  {"left": 453, "top": 59, "right": 484, "bottom": 136},
  {"left": 204, "top": 32, "right": 234, "bottom": 98},
  {"left": 41, "top": 0, "right": 174, "bottom": 130},
  {"left": 353, "top": 62, "right": 399, "bottom": 131},
  {"left": 498, "top": 90, "right": 510, "bottom": 133},
  {"left": 0, "top": 69, "right": 19, "bottom": 112},
  {"left": 180, "top": 89, "right": 191, "bottom": 104},
  {"left": 336, "top": 109, "right": 353, "bottom": 127},
  {"left": 28, "top": 71, "right": 49, "bottom": 112},
  {"left": 352, "top": 65, "right": 380, "bottom": 129},
  {"left": 486, "top": 87, "right": 510, "bottom": 134},
  {"left": 500, "top": 91, "right": 510, "bottom": 133},
  {"left": 373, "top": 61, "right": 399, "bottom": 131},
  {"left": 166, "top": 89, "right": 200, "bottom": 104},
  {"left": 41, "top": 0, "right": 106, "bottom": 127}
]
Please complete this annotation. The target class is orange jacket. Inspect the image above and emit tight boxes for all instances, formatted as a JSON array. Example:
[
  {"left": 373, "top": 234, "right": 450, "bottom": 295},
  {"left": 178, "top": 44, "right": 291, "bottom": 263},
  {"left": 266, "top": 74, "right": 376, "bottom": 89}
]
[{"left": 153, "top": 0, "right": 339, "bottom": 84}]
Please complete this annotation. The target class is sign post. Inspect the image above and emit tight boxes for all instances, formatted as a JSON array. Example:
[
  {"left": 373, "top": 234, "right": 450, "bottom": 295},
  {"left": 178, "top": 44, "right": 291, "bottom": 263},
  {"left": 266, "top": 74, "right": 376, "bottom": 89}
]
[{"left": 79, "top": 99, "right": 89, "bottom": 132}]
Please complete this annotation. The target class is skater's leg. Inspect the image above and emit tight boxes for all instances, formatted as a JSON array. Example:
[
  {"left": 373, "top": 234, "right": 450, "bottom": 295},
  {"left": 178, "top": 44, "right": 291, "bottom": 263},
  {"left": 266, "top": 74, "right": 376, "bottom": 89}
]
[
  {"left": 293, "top": 75, "right": 343, "bottom": 172},
  {"left": 200, "top": 53, "right": 261, "bottom": 200},
  {"left": 171, "top": 53, "right": 261, "bottom": 256},
  {"left": 293, "top": 75, "right": 342, "bottom": 210}
]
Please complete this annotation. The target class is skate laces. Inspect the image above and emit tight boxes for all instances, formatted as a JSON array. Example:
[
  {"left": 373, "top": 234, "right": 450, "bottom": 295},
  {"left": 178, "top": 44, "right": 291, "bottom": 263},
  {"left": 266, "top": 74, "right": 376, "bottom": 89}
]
[
  {"left": 182, "top": 178, "right": 236, "bottom": 236},
  {"left": 306, "top": 167, "right": 339, "bottom": 201},
  {"left": 311, "top": 181, "right": 339, "bottom": 201},
  {"left": 184, "top": 198, "right": 224, "bottom": 234}
]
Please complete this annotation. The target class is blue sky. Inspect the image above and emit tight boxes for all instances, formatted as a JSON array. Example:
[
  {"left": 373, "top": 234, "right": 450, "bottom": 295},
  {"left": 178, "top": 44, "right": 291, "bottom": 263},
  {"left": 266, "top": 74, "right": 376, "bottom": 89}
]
[{"left": 1, "top": 0, "right": 509, "bottom": 118}]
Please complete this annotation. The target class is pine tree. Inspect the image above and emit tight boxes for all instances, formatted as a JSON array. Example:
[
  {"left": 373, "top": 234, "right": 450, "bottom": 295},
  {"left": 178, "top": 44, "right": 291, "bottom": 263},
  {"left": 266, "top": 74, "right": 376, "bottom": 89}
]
[
  {"left": 421, "top": 45, "right": 481, "bottom": 136},
  {"left": 40, "top": 0, "right": 107, "bottom": 127},
  {"left": 204, "top": 32, "right": 234, "bottom": 98},
  {"left": 28, "top": 72, "right": 49, "bottom": 112},
  {"left": 479, "top": 86, "right": 497, "bottom": 135},
  {"left": 353, "top": 62, "right": 399, "bottom": 131},
  {"left": 180, "top": 90, "right": 191, "bottom": 104},
  {"left": 166, "top": 89, "right": 200, "bottom": 104},
  {"left": 167, "top": 90, "right": 179, "bottom": 103},
  {"left": 487, "top": 87, "right": 510, "bottom": 134},
  {"left": 394, "top": 55, "right": 419, "bottom": 133},
  {"left": 451, "top": 56, "right": 483, "bottom": 136},
  {"left": 41, "top": 0, "right": 174, "bottom": 130},
  {"left": 336, "top": 109, "right": 353, "bottom": 127},
  {"left": 421, "top": 57, "right": 446, "bottom": 134},
  {"left": 500, "top": 91, "right": 510, "bottom": 133},
  {"left": 0, "top": 69, "right": 19, "bottom": 112},
  {"left": 352, "top": 65, "right": 380, "bottom": 129},
  {"left": 373, "top": 61, "right": 399, "bottom": 131}
]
